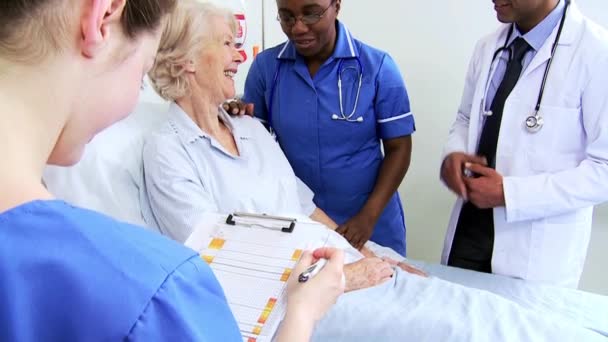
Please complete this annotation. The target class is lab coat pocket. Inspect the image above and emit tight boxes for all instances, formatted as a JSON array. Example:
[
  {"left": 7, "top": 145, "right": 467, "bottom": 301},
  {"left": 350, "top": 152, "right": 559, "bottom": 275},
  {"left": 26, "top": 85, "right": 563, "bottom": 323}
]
[
  {"left": 534, "top": 105, "right": 582, "bottom": 154},
  {"left": 529, "top": 219, "right": 588, "bottom": 284},
  {"left": 526, "top": 105, "right": 582, "bottom": 173}
]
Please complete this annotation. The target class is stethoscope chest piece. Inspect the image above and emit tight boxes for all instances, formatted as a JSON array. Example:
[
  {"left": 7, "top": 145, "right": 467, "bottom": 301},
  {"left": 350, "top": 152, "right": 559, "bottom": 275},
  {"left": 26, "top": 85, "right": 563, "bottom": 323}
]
[
  {"left": 485, "top": 0, "right": 570, "bottom": 136},
  {"left": 525, "top": 112, "right": 544, "bottom": 133}
]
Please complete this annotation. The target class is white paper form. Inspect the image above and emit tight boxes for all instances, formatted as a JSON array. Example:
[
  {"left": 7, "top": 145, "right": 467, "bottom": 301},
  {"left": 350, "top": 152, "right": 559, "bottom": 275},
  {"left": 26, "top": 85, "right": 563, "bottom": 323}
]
[{"left": 185, "top": 214, "right": 330, "bottom": 342}]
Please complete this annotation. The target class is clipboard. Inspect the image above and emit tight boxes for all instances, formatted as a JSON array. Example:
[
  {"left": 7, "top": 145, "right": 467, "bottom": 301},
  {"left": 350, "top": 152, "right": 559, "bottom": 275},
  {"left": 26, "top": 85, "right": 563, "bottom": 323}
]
[
  {"left": 225, "top": 212, "right": 296, "bottom": 233},
  {"left": 185, "top": 213, "right": 332, "bottom": 342}
]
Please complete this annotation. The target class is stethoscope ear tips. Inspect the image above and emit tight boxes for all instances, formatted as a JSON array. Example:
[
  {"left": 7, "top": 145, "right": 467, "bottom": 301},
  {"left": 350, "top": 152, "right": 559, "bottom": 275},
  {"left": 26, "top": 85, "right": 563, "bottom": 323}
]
[
  {"left": 331, "top": 114, "right": 339, "bottom": 120},
  {"left": 355, "top": 116, "right": 363, "bottom": 122}
]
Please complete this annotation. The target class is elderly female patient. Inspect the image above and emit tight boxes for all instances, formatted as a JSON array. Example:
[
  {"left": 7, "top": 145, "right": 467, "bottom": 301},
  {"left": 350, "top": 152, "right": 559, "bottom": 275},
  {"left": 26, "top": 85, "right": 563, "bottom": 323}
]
[
  {"left": 141, "top": 0, "right": 425, "bottom": 293},
  {"left": 137, "top": 2, "right": 608, "bottom": 341}
]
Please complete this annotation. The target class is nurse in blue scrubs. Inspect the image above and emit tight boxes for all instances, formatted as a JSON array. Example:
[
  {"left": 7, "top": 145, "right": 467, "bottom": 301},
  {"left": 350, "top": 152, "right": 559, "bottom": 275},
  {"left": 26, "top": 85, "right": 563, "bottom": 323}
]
[
  {"left": 243, "top": 0, "right": 415, "bottom": 255},
  {"left": 0, "top": 0, "right": 344, "bottom": 340}
]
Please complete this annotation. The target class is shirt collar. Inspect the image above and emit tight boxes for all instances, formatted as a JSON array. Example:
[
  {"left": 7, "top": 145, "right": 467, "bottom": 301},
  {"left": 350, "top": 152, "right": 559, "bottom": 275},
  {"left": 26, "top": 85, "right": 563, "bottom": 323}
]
[
  {"left": 509, "top": 0, "right": 565, "bottom": 51},
  {"left": 167, "top": 102, "right": 248, "bottom": 144},
  {"left": 277, "top": 20, "right": 359, "bottom": 60}
]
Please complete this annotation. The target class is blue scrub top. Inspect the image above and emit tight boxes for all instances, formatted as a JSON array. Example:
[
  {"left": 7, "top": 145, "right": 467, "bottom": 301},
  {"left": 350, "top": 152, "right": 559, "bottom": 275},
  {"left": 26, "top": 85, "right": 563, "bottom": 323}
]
[
  {"left": 0, "top": 200, "right": 241, "bottom": 341},
  {"left": 243, "top": 21, "right": 415, "bottom": 256}
]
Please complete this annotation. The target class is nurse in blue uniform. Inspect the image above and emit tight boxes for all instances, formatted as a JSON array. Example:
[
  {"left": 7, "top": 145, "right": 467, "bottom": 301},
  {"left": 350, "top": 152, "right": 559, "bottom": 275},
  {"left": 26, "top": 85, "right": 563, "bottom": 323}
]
[
  {"left": 0, "top": 0, "right": 344, "bottom": 340},
  {"left": 243, "top": 0, "right": 415, "bottom": 255}
]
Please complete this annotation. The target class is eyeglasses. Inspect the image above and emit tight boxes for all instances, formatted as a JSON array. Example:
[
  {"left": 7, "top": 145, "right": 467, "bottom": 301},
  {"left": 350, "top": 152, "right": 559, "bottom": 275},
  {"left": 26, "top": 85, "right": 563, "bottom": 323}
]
[{"left": 276, "top": 0, "right": 335, "bottom": 27}]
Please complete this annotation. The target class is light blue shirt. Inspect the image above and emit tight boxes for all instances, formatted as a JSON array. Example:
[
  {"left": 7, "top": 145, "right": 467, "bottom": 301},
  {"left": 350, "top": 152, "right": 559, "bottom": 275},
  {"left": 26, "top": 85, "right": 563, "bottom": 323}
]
[
  {"left": 0, "top": 200, "right": 241, "bottom": 341},
  {"left": 243, "top": 21, "right": 414, "bottom": 256},
  {"left": 485, "top": 0, "right": 566, "bottom": 110},
  {"left": 141, "top": 103, "right": 315, "bottom": 243}
]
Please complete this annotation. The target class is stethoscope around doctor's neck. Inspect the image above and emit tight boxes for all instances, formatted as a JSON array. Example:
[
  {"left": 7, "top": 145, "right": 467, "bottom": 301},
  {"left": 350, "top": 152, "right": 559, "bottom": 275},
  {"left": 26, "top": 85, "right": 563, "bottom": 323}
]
[
  {"left": 267, "top": 56, "right": 365, "bottom": 135},
  {"left": 484, "top": 0, "right": 570, "bottom": 134}
]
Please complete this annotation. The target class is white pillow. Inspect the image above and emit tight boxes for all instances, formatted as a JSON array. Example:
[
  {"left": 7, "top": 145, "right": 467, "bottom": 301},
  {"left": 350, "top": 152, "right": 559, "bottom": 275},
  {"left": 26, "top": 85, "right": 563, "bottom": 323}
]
[{"left": 43, "top": 91, "right": 170, "bottom": 226}]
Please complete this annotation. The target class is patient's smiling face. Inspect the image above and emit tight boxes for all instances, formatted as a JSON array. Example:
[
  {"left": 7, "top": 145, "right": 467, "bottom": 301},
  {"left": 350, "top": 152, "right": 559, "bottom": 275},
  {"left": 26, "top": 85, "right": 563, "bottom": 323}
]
[{"left": 193, "top": 16, "right": 243, "bottom": 105}]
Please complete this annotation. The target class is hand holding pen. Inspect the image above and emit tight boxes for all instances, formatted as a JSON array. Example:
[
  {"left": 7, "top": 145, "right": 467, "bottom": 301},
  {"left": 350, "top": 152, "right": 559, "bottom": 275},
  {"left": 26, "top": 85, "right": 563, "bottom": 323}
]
[
  {"left": 277, "top": 248, "right": 345, "bottom": 342},
  {"left": 298, "top": 258, "right": 327, "bottom": 283},
  {"left": 286, "top": 247, "right": 345, "bottom": 323}
]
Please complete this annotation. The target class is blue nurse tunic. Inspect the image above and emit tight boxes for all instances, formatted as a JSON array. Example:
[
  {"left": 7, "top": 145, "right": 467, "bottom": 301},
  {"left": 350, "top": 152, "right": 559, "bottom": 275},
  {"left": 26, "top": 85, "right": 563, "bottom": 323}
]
[
  {"left": 0, "top": 200, "right": 242, "bottom": 341},
  {"left": 243, "top": 21, "right": 415, "bottom": 255}
]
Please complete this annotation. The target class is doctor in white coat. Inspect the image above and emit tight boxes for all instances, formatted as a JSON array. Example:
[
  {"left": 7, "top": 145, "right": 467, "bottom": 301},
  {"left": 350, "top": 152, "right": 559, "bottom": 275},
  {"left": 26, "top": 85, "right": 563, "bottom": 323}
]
[{"left": 440, "top": 0, "right": 608, "bottom": 288}]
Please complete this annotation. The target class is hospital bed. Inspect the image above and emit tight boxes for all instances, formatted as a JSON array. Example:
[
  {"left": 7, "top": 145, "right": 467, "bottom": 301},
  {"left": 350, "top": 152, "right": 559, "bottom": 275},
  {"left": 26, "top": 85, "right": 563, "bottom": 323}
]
[{"left": 43, "top": 99, "right": 608, "bottom": 340}]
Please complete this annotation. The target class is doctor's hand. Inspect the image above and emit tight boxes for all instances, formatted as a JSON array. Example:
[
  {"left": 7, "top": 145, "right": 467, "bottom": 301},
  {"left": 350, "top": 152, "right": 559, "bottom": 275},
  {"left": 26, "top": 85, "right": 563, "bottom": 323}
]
[
  {"left": 222, "top": 99, "right": 254, "bottom": 116},
  {"left": 441, "top": 152, "right": 488, "bottom": 200},
  {"left": 463, "top": 162, "right": 506, "bottom": 209},
  {"left": 335, "top": 214, "right": 375, "bottom": 250}
]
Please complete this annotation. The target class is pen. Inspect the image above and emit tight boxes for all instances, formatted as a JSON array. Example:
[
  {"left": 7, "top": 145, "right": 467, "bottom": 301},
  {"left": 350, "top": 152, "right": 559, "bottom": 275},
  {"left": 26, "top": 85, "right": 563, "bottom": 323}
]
[{"left": 298, "top": 259, "right": 327, "bottom": 283}]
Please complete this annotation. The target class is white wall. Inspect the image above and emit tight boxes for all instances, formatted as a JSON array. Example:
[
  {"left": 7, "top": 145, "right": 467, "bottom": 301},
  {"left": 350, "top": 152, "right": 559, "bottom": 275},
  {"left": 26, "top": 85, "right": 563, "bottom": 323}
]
[{"left": 262, "top": 0, "right": 608, "bottom": 294}]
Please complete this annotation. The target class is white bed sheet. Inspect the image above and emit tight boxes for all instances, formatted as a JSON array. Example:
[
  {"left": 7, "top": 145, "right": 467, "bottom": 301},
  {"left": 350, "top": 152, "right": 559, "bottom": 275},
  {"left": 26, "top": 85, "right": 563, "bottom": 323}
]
[
  {"left": 367, "top": 242, "right": 608, "bottom": 338},
  {"left": 312, "top": 267, "right": 606, "bottom": 341}
]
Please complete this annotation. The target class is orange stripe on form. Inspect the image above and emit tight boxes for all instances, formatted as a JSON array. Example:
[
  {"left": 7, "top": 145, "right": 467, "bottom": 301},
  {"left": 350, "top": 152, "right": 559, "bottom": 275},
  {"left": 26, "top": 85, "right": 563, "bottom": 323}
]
[
  {"left": 257, "top": 297, "right": 278, "bottom": 323},
  {"left": 208, "top": 238, "right": 225, "bottom": 250},
  {"left": 291, "top": 249, "right": 303, "bottom": 261},
  {"left": 201, "top": 255, "right": 214, "bottom": 264},
  {"left": 280, "top": 268, "right": 292, "bottom": 282},
  {"left": 252, "top": 325, "right": 262, "bottom": 335}
]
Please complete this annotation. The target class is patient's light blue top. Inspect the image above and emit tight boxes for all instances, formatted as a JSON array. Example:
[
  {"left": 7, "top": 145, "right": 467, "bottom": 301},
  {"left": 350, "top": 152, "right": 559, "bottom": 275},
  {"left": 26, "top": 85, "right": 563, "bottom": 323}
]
[
  {"left": 0, "top": 200, "right": 241, "bottom": 341},
  {"left": 243, "top": 21, "right": 415, "bottom": 255},
  {"left": 141, "top": 103, "right": 316, "bottom": 242}
]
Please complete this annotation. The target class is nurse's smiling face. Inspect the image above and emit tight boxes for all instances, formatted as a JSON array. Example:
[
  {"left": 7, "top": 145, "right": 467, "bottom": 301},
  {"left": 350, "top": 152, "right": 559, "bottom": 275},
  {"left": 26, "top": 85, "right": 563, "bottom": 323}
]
[
  {"left": 493, "top": 0, "right": 559, "bottom": 33},
  {"left": 276, "top": 0, "right": 340, "bottom": 59}
]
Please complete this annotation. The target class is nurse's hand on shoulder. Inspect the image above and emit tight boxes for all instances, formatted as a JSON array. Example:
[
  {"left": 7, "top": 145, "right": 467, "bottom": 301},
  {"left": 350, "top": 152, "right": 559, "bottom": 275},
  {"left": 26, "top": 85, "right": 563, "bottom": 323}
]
[
  {"left": 222, "top": 99, "right": 254, "bottom": 116},
  {"left": 335, "top": 213, "right": 375, "bottom": 250},
  {"left": 286, "top": 247, "right": 345, "bottom": 322},
  {"left": 463, "top": 162, "right": 506, "bottom": 209},
  {"left": 441, "top": 152, "right": 488, "bottom": 200}
]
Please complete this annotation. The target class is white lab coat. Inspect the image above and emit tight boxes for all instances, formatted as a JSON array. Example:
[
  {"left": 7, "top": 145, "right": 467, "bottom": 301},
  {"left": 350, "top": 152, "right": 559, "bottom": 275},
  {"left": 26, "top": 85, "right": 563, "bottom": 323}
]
[{"left": 441, "top": 3, "right": 608, "bottom": 288}]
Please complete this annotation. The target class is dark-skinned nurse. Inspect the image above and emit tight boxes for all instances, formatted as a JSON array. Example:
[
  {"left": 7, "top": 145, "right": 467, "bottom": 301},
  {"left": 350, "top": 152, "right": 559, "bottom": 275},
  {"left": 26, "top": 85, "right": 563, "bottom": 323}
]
[{"left": 243, "top": 0, "right": 415, "bottom": 256}]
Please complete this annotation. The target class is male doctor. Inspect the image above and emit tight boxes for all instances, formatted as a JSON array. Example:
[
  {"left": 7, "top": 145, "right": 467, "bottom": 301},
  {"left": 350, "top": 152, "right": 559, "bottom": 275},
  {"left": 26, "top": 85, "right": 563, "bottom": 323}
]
[{"left": 440, "top": 0, "right": 608, "bottom": 288}]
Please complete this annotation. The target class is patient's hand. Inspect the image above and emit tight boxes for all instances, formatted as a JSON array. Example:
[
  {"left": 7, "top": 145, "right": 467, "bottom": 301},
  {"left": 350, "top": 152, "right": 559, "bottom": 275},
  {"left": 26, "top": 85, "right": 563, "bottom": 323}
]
[
  {"left": 358, "top": 246, "right": 427, "bottom": 278},
  {"left": 383, "top": 257, "right": 427, "bottom": 277},
  {"left": 343, "top": 258, "right": 394, "bottom": 292},
  {"left": 359, "top": 246, "right": 376, "bottom": 258}
]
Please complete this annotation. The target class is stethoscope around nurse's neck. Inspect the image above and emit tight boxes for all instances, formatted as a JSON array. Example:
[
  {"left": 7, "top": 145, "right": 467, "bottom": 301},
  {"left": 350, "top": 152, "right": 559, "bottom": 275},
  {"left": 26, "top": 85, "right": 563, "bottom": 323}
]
[
  {"left": 331, "top": 58, "right": 364, "bottom": 123},
  {"left": 482, "top": 0, "right": 570, "bottom": 134},
  {"left": 267, "top": 55, "right": 365, "bottom": 138}
]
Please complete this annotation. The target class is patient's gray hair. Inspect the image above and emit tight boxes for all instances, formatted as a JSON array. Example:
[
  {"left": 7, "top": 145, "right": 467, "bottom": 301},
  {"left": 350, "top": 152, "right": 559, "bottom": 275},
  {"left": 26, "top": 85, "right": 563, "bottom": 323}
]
[{"left": 148, "top": 0, "right": 237, "bottom": 101}]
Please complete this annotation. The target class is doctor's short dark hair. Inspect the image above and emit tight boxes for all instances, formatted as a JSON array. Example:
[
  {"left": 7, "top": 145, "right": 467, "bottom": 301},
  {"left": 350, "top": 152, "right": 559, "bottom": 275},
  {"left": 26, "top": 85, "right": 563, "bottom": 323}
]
[{"left": 0, "top": 0, "right": 176, "bottom": 63}]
